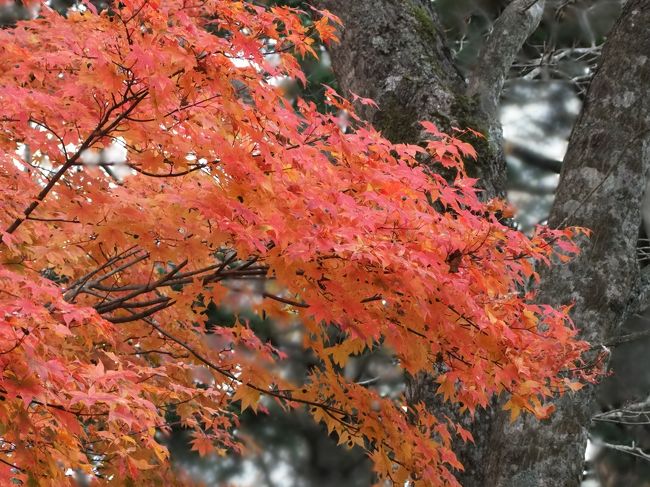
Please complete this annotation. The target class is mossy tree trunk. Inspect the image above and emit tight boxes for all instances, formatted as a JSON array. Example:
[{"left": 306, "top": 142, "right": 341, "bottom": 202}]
[{"left": 317, "top": 0, "right": 518, "bottom": 199}]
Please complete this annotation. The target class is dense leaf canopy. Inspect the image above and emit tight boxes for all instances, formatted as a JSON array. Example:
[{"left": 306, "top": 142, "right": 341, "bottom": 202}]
[{"left": 0, "top": 1, "right": 594, "bottom": 485}]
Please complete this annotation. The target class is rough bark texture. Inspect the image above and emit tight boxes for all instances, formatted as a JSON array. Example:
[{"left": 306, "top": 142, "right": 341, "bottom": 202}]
[
  {"left": 482, "top": 2, "right": 650, "bottom": 485},
  {"left": 317, "top": 0, "right": 509, "bottom": 198},
  {"left": 320, "top": 0, "right": 650, "bottom": 485},
  {"left": 467, "top": 0, "right": 545, "bottom": 121}
]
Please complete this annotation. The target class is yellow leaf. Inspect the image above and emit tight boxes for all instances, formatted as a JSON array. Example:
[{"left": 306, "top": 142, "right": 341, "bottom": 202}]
[
  {"left": 503, "top": 398, "right": 522, "bottom": 422},
  {"left": 232, "top": 386, "right": 262, "bottom": 413}
]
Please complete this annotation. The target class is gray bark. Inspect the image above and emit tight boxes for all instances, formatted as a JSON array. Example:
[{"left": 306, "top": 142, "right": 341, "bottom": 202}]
[
  {"left": 318, "top": 0, "right": 509, "bottom": 198},
  {"left": 483, "top": 1, "right": 650, "bottom": 485},
  {"left": 467, "top": 0, "right": 545, "bottom": 121},
  {"left": 319, "top": 0, "right": 650, "bottom": 485}
]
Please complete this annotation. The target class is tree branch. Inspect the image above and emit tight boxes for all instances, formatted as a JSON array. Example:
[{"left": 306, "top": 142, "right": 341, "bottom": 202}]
[
  {"left": 1, "top": 89, "right": 148, "bottom": 244},
  {"left": 593, "top": 399, "right": 650, "bottom": 426},
  {"left": 591, "top": 437, "right": 650, "bottom": 462},
  {"left": 467, "top": 0, "right": 546, "bottom": 118},
  {"left": 505, "top": 140, "right": 562, "bottom": 174}
]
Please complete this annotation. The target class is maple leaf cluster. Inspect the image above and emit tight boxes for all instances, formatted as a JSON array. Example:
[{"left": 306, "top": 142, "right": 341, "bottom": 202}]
[{"left": 0, "top": 1, "right": 595, "bottom": 485}]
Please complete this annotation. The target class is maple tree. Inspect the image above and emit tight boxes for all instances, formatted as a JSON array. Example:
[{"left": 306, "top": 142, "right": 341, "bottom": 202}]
[{"left": 0, "top": 1, "right": 598, "bottom": 485}]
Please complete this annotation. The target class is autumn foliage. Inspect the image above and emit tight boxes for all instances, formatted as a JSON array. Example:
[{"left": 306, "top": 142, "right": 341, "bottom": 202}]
[{"left": 0, "top": 1, "right": 594, "bottom": 485}]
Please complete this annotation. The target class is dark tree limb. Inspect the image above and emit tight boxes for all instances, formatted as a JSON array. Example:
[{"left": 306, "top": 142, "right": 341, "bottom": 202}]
[{"left": 506, "top": 140, "right": 563, "bottom": 173}]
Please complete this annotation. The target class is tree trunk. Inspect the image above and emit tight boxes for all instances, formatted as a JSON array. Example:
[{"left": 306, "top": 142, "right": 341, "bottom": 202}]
[
  {"left": 483, "top": 1, "right": 650, "bottom": 485},
  {"left": 319, "top": 0, "right": 650, "bottom": 485},
  {"left": 318, "top": 0, "right": 511, "bottom": 198}
]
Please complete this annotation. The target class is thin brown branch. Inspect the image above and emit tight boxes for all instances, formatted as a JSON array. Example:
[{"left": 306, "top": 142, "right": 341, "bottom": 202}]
[
  {"left": 105, "top": 299, "right": 176, "bottom": 323},
  {"left": 2, "top": 89, "right": 148, "bottom": 243},
  {"left": 139, "top": 316, "right": 348, "bottom": 417},
  {"left": 261, "top": 292, "right": 309, "bottom": 308}
]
